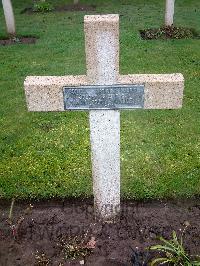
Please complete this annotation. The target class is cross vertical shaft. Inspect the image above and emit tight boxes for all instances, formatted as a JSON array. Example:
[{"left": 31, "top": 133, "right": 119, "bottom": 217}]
[{"left": 84, "top": 15, "right": 120, "bottom": 220}]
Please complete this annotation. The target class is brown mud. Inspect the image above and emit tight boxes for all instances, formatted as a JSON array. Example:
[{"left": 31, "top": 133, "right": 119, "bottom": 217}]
[
  {"left": 0, "top": 37, "right": 37, "bottom": 46},
  {"left": 21, "top": 4, "right": 96, "bottom": 14},
  {"left": 140, "top": 26, "right": 199, "bottom": 40},
  {"left": 0, "top": 198, "right": 199, "bottom": 265}
]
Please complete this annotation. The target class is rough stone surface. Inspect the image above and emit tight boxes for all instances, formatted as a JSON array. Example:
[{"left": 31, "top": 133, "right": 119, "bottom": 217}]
[
  {"left": 84, "top": 14, "right": 119, "bottom": 85},
  {"left": 119, "top": 73, "right": 184, "bottom": 109},
  {"left": 24, "top": 74, "right": 184, "bottom": 111},
  {"left": 165, "top": 0, "right": 175, "bottom": 26},
  {"left": 24, "top": 75, "right": 87, "bottom": 111},
  {"left": 90, "top": 110, "right": 120, "bottom": 220}
]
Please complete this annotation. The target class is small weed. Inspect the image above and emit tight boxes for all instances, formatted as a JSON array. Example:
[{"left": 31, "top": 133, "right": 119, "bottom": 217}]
[
  {"left": 11, "top": 37, "right": 21, "bottom": 43},
  {"left": 35, "top": 251, "right": 50, "bottom": 266},
  {"left": 149, "top": 224, "right": 200, "bottom": 265},
  {"left": 33, "top": 0, "right": 54, "bottom": 13},
  {"left": 60, "top": 235, "right": 96, "bottom": 261},
  {"left": 7, "top": 198, "right": 33, "bottom": 240}
]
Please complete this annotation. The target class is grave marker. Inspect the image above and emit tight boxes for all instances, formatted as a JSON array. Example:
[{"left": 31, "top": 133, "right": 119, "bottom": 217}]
[{"left": 24, "top": 14, "right": 184, "bottom": 221}]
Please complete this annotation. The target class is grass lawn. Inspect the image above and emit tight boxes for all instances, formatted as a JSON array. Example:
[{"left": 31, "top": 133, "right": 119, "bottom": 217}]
[{"left": 0, "top": 0, "right": 199, "bottom": 200}]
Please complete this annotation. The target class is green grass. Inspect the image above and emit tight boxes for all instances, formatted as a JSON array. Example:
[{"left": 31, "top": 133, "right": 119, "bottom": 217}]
[{"left": 0, "top": 0, "right": 199, "bottom": 200}]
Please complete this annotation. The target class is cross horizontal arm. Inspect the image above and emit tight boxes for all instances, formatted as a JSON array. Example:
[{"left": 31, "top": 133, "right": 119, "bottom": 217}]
[
  {"left": 24, "top": 73, "right": 184, "bottom": 111},
  {"left": 119, "top": 73, "right": 184, "bottom": 109},
  {"left": 24, "top": 75, "right": 87, "bottom": 111}
]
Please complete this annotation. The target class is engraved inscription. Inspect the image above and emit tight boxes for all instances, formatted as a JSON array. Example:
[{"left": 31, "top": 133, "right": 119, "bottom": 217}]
[{"left": 63, "top": 84, "right": 144, "bottom": 110}]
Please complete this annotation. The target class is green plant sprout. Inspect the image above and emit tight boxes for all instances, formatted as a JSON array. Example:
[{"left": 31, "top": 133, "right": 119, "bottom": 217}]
[
  {"left": 33, "top": 0, "right": 54, "bottom": 13},
  {"left": 149, "top": 225, "right": 200, "bottom": 266},
  {"left": 60, "top": 235, "right": 96, "bottom": 261},
  {"left": 7, "top": 198, "right": 33, "bottom": 240}
]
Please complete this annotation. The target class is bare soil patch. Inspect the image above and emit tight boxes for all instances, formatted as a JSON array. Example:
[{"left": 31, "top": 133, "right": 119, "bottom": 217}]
[
  {"left": 21, "top": 4, "right": 96, "bottom": 14},
  {"left": 140, "top": 26, "right": 199, "bottom": 40},
  {"left": 0, "top": 198, "right": 199, "bottom": 265},
  {"left": 55, "top": 4, "right": 96, "bottom": 12},
  {"left": 0, "top": 37, "right": 37, "bottom": 46}
]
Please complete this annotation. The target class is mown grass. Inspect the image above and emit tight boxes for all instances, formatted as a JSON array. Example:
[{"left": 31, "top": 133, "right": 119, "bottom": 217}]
[{"left": 0, "top": 0, "right": 199, "bottom": 200}]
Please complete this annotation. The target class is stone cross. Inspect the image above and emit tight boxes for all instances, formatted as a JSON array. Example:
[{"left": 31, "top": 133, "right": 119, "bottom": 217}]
[{"left": 24, "top": 14, "right": 184, "bottom": 222}]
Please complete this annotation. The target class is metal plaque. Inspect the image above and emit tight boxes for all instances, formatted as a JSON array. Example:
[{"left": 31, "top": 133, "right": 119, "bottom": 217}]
[{"left": 63, "top": 84, "right": 144, "bottom": 110}]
